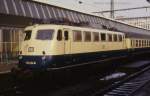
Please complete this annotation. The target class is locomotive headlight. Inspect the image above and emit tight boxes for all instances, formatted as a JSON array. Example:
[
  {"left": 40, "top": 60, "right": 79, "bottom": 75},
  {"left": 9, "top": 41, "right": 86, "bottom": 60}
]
[
  {"left": 19, "top": 56, "right": 22, "bottom": 59},
  {"left": 42, "top": 56, "right": 46, "bottom": 60},
  {"left": 28, "top": 47, "right": 34, "bottom": 52}
]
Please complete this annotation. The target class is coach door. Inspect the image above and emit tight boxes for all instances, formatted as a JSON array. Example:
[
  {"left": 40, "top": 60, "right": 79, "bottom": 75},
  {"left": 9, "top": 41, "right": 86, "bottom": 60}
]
[{"left": 63, "top": 29, "right": 71, "bottom": 54}]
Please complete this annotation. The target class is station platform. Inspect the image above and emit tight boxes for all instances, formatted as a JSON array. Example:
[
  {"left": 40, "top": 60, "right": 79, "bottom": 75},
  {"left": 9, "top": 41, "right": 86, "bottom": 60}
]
[{"left": 0, "top": 61, "right": 18, "bottom": 73}]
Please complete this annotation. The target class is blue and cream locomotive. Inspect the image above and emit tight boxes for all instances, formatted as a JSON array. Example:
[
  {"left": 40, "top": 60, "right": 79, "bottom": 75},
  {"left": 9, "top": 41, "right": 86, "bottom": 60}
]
[{"left": 18, "top": 24, "right": 150, "bottom": 70}]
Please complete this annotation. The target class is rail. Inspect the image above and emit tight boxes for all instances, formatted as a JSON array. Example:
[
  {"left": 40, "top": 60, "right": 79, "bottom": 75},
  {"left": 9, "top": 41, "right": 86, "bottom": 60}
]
[{"left": 93, "top": 62, "right": 150, "bottom": 96}]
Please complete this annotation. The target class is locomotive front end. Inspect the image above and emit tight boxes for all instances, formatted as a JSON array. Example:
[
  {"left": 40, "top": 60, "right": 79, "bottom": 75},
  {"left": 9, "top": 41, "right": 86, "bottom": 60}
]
[{"left": 19, "top": 25, "right": 57, "bottom": 70}]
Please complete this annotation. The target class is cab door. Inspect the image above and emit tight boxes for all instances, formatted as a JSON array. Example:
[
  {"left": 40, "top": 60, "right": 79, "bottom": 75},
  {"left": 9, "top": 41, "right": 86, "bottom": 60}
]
[
  {"left": 63, "top": 28, "right": 72, "bottom": 65},
  {"left": 63, "top": 28, "right": 71, "bottom": 54}
]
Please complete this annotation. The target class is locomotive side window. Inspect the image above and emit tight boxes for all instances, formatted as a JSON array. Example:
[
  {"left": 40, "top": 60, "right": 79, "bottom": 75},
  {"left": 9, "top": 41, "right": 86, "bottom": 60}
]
[
  {"left": 108, "top": 34, "right": 113, "bottom": 42},
  {"left": 64, "top": 31, "right": 68, "bottom": 40},
  {"left": 113, "top": 34, "right": 117, "bottom": 42},
  {"left": 101, "top": 33, "right": 106, "bottom": 41},
  {"left": 57, "top": 29, "right": 62, "bottom": 41},
  {"left": 84, "top": 31, "right": 91, "bottom": 42},
  {"left": 24, "top": 30, "right": 32, "bottom": 41},
  {"left": 118, "top": 35, "right": 123, "bottom": 42},
  {"left": 73, "top": 30, "right": 82, "bottom": 42},
  {"left": 93, "top": 32, "right": 99, "bottom": 42},
  {"left": 36, "top": 29, "right": 54, "bottom": 40}
]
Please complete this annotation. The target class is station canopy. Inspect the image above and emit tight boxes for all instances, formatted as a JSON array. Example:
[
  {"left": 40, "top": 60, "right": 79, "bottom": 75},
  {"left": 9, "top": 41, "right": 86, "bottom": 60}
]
[{"left": 0, "top": 0, "right": 150, "bottom": 38}]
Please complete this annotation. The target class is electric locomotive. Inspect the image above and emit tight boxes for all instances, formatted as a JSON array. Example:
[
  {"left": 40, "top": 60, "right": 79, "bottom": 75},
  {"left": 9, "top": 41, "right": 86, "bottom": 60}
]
[{"left": 18, "top": 24, "right": 150, "bottom": 71}]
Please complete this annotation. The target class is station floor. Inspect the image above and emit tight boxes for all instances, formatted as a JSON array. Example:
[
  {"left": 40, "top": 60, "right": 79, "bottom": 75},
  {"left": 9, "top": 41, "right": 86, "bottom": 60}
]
[{"left": 0, "top": 60, "right": 17, "bottom": 73}]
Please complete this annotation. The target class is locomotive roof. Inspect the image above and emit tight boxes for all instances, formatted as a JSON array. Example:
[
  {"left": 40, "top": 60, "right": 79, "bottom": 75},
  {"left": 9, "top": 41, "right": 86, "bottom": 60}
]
[{"left": 25, "top": 24, "right": 124, "bottom": 35}]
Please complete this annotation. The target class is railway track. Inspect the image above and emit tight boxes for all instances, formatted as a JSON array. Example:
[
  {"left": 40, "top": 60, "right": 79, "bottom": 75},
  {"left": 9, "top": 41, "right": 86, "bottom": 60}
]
[
  {"left": 93, "top": 62, "right": 150, "bottom": 96},
  {"left": 1, "top": 60, "right": 150, "bottom": 96}
]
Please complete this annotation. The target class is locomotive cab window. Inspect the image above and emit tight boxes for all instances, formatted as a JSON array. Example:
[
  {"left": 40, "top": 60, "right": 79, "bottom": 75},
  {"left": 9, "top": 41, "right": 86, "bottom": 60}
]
[
  {"left": 36, "top": 29, "right": 54, "bottom": 40},
  {"left": 24, "top": 30, "right": 32, "bottom": 41}
]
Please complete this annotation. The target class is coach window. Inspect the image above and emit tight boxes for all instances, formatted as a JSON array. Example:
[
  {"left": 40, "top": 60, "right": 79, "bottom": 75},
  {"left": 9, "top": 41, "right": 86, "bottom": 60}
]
[
  {"left": 93, "top": 32, "right": 99, "bottom": 42},
  {"left": 131, "top": 40, "right": 133, "bottom": 47},
  {"left": 64, "top": 31, "right": 68, "bottom": 40},
  {"left": 144, "top": 40, "right": 146, "bottom": 46},
  {"left": 142, "top": 40, "right": 144, "bottom": 47},
  {"left": 147, "top": 40, "right": 149, "bottom": 46},
  {"left": 108, "top": 34, "right": 113, "bottom": 42},
  {"left": 73, "top": 30, "right": 82, "bottom": 42},
  {"left": 141, "top": 40, "right": 143, "bottom": 47},
  {"left": 101, "top": 33, "right": 106, "bottom": 41},
  {"left": 57, "top": 29, "right": 62, "bottom": 41},
  {"left": 143, "top": 40, "right": 145, "bottom": 46},
  {"left": 139, "top": 40, "right": 141, "bottom": 47},
  {"left": 84, "top": 31, "right": 91, "bottom": 42},
  {"left": 133, "top": 40, "right": 135, "bottom": 47},
  {"left": 136, "top": 40, "right": 138, "bottom": 47},
  {"left": 113, "top": 34, "right": 117, "bottom": 42},
  {"left": 146, "top": 40, "right": 148, "bottom": 46}
]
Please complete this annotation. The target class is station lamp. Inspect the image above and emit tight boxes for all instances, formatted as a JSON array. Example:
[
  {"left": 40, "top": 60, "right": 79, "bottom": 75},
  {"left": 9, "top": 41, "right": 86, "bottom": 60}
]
[
  {"left": 78, "top": 1, "right": 83, "bottom": 4},
  {"left": 147, "top": 0, "right": 150, "bottom": 3}
]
